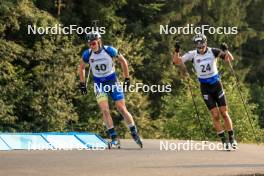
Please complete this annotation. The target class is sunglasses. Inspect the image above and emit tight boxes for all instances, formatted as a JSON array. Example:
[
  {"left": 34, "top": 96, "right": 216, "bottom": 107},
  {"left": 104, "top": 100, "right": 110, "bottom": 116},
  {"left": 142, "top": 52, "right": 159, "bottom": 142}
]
[
  {"left": 197, "top": 45, "right": 206, "bottom": 49},
  {"left": 195, "top": 41, "right": 206, "bottom": 49},
  {"left": 89, "top": 41, "right": 97, "bottom": 47}
]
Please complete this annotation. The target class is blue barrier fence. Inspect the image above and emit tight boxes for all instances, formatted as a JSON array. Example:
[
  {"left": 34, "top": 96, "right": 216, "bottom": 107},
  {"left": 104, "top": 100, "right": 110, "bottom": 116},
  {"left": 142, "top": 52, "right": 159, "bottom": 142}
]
[{"left": 0, "top": 132, "right": 108, "bottom": 151}]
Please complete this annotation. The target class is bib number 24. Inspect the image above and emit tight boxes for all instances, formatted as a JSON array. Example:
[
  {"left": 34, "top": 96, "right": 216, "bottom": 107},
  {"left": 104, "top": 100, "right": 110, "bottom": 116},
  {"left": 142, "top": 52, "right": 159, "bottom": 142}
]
[{"left": 200, "top": 64, "right": 211, "bottom": 73}]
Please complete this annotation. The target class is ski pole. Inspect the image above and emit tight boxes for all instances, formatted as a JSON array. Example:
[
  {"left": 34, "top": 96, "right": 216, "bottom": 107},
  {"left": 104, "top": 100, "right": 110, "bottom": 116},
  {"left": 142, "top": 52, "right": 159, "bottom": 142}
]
[
  {"left": 86, "top": 65, "right": 91, "bottom": 88},
  {"left": 173, "top": 43, "right": 207, "bottom": 141},
  {"left": 227, "top": 59, "right": 260, "bottom": 144},
  {"left": 182, "top": 63, "right": 207, "bottom": 142}
]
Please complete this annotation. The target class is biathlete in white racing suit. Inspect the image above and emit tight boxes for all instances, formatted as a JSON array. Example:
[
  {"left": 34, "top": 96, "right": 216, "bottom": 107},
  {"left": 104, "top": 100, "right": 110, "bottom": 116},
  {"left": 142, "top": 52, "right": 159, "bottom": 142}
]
[
  {"left": 173, "top": 34, "right": 237, "bottom": 149},
  {"left": 79, "top": 31, "right": 143, "bottom": 148}
]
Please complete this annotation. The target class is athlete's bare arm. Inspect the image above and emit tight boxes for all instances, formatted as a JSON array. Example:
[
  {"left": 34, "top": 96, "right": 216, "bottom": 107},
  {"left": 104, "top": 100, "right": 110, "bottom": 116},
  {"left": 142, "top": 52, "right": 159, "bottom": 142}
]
[
  {"left": 79, "top": 59, "right": 86, "bottom": 83},
  {"left": 117, "top": 54, "right": 129, "bottom": 78}
]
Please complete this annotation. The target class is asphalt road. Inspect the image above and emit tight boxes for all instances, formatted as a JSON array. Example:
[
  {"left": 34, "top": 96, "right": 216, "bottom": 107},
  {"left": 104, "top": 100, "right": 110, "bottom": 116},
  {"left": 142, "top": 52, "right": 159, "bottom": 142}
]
[{"left": 0, "top": 139, "right": 264, "bottom": 176}]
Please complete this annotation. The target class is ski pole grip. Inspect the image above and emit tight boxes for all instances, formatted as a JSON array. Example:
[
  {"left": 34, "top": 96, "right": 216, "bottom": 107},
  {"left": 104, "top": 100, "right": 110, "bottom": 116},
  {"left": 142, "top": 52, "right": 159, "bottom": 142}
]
[
  {"left": 174, "top": 41, "right": 180, "bottom": 52},
  {"left": 220, "top": 43, "right": 228, "bottom": 52}
]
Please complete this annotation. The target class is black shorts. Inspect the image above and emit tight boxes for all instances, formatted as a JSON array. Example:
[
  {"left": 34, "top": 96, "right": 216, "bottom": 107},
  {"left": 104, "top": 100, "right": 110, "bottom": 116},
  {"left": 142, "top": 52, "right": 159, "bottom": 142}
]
[{"left": 200, "top": 81, "right": 227, "bottom": 110}]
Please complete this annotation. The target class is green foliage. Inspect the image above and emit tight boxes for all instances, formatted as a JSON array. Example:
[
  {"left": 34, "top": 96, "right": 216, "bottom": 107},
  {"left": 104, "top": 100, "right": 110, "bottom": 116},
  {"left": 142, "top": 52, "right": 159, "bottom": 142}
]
[{"left": 0, "top": 0, "right": 263, "bottom": 143}]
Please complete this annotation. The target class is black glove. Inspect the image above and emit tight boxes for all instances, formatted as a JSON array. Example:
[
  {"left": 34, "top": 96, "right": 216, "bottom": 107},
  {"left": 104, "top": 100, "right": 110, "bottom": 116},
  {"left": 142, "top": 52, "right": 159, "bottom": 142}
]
[
  {"left": 79, "top": 82, "right": 87, "bottom": 95},
  {"left": 220, "top": 43, "right": 228, "bottom": 52},
  {"left": 174, "top": 41, "right": 180, "bottom": 53},
  {"left": 123, "top": 77, "right": 130, "bottom": 90}
]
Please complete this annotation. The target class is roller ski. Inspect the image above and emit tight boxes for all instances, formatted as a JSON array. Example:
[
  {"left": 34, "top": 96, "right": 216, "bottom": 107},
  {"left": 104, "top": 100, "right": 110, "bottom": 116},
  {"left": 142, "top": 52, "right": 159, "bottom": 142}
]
[{"left": 108, "top": 137, "right": 121, "bottom": 149}]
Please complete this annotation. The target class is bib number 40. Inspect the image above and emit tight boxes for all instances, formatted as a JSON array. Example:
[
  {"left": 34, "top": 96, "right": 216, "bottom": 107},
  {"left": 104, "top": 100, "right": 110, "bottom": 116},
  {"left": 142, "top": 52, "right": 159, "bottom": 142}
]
[
  {"left": 200, "top": 64, "right": 211, "bottom": 73},
  {"left": 95, "top": 64, "right": 107, "bottom": 72}
]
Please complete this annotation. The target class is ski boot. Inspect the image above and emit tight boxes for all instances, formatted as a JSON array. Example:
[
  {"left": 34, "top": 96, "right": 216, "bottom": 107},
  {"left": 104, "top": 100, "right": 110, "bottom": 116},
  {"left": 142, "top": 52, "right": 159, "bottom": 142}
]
[
  {"left": 229, "top": 136, "right": 238, "bottom": 150},
  {"left": 131, "top": 132, "right": 143, "bottom": 148},
  {"left": 221, "top": 138, "right": 231, "bottom": 151}
]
